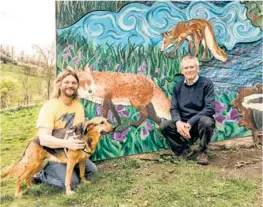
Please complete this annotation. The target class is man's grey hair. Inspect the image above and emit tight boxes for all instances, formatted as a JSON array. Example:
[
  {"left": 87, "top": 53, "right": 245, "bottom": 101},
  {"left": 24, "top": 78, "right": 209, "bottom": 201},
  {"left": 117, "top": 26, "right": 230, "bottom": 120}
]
[{"left": 180, "top": 55, "right": 200, "bottom": 71}]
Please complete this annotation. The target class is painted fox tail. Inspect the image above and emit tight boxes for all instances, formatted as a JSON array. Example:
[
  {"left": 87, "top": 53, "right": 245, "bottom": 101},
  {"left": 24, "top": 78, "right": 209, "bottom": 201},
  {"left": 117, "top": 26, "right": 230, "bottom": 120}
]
[
  {"left": 204, "top": 25, "right": 228, "bottom": 62},
  {"left": 151, "top": 87, "right": 171, "bottom": 120}
]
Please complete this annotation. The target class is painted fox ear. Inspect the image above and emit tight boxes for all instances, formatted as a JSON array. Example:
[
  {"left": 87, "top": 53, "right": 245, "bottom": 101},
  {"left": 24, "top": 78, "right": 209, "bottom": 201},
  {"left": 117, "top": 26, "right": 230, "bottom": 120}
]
[
  {"left": 84, "top": 63, "right": 92, "bottom": 74},
  {"left": 66, "top": 66, "right": 74, "bottom": 71}
]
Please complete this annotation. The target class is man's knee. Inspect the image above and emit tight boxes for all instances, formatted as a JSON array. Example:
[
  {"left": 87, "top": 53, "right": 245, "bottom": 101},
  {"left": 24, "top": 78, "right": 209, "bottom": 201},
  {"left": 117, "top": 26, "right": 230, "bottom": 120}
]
[
  {"left": 159, "top": 120, "right": 174, "bottom": 132},
  {"left": 198, "top": 116, "right": 215, "bottom": 129},
  {"left": 85, "top": 159, "right": 98, "bottom": 174}
]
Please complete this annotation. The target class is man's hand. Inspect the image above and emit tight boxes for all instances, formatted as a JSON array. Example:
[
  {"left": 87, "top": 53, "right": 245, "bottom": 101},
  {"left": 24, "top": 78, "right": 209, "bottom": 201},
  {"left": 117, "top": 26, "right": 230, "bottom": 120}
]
[
  {"left": 66, "top": 135, "right": 85, "bottom": 150},
  {"left": 176, "top": 121, "right": 191, "bottom": 139}
]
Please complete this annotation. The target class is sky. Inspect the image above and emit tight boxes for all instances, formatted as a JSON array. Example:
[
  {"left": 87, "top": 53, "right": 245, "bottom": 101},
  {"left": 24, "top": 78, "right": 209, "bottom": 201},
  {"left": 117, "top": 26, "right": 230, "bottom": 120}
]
[{"left": 0, "top": 0, "right": 55, "bottom": 56}]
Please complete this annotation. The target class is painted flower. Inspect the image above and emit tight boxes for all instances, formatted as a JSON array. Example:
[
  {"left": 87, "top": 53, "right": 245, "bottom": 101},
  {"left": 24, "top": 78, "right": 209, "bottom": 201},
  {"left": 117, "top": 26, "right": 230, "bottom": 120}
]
[
  {"left": 215, "top": 100, "right": 226, "bottom": 114},
  {"left": 89, "top": 64, "right": 95, "bottom": 71},
  {"left": 140, "top": 121, "right": 153, "bottom": 138},
  {"left": 138, "top": 61, "right": 147, "bottom": 73},
  {"left": 112, "top": 127, "right": 131, "bottom": 141},
  {"left": 97, "top": 57, "right": 102, "bottom": 64},
  {"left": 228, "top": 108, "right": 241, "bottom": 122},
  {"left": 96, "top": 105, "right": 130, "bottom": 122},
  {"left": 116, "top": 105, "right": 130, "bottom": 117},
  {"left": 62, "top": 54, "right": 69, "bottom": 61},
  {"left": 163, "top": 64, "right": 168, "bottom": 71},
  {"left": 72, "top": 56, "right": 84, "bottom": 65},
  {"left": 215, "top": 114, "right": 226, "bottom": 124},
  {"left": 108, "top": 62, "right": 113, "bottom": 67},
  {"left": 115, "top": 64, "right": 121, "bottom": 71},
  {"left": 156, "top": 68, "right": 161, "bottom": 75}
]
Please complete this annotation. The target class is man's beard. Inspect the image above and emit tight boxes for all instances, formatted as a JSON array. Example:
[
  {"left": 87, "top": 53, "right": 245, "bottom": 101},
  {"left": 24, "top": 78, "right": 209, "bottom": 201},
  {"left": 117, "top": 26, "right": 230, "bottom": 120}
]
[{"left": 61, "top": 87, "right": 78, "bottom": 98}]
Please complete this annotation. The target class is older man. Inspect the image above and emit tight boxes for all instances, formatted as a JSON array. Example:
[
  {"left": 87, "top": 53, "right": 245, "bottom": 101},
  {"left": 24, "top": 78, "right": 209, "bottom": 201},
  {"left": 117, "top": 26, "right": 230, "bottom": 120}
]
[{"left": 160, "top": 56, "right": 215, "bottom": 165}]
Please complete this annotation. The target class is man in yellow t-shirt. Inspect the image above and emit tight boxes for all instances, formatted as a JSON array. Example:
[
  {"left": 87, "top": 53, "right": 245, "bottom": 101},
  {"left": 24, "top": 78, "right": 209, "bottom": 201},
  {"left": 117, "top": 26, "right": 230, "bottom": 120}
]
[{"left": 33, "top": 69, "right": 97, "bottom": 189}]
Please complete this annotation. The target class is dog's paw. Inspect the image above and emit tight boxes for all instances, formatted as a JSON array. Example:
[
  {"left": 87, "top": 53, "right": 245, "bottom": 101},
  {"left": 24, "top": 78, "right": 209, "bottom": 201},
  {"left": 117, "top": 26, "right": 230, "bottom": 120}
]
[
  {"left": 66, "top": 190, "right": 75, "bottom": 196},
  {"left": 15, "top": 192, "right": 22, "bottom": 198},
  {"left": 82, "top": 179, "right": 91, "bottom": 184}
]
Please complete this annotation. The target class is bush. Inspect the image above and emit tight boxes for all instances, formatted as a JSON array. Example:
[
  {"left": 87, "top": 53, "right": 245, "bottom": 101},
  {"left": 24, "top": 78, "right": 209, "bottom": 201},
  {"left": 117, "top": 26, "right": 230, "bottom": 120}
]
[{"left": 0, "top": 77, "right": 21, "bottom": 108}]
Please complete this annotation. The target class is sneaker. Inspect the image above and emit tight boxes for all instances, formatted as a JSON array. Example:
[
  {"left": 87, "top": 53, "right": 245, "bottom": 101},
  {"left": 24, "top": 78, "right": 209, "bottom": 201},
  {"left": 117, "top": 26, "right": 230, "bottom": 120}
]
[
  {"left": 196, "top": 152, "right": 209, "bottom": 165},
  {"left": 30, "top": 172, "right": 42, "bottom": 185}
]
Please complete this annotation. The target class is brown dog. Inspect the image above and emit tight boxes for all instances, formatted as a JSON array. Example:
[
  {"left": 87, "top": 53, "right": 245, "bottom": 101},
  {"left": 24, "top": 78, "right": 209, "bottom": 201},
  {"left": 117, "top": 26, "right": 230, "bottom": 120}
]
[{"left": 1, "top": 117, "right": 113, "bottom": 197}]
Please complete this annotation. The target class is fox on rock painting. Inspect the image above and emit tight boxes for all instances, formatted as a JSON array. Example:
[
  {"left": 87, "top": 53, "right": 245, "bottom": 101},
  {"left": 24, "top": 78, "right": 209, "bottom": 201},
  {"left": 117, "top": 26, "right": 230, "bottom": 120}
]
[{"left": 161, "top": 18, "right": 228, "bottom": 62}]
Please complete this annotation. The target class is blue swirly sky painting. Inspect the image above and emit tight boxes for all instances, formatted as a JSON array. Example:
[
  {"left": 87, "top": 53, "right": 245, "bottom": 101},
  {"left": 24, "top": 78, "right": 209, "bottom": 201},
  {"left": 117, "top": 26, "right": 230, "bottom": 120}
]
[{"left": 58, "top": 1, "right": 262, "bottom": 50}]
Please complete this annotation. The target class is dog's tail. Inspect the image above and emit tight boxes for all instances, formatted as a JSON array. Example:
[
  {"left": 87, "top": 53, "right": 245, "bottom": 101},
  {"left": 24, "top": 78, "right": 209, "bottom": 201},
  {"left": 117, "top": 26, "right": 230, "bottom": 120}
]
[{"left": 1, "top": 163, "right": 17, "bottom": 178}]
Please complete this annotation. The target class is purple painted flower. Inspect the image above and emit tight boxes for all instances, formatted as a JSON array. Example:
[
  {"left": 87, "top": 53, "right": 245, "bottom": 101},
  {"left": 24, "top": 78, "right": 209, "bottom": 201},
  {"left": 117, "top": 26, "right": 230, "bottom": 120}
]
[
  {"left": 115, "top": 64, "right": 121, "bottom": 71},
  {"left": 96, "top": 105, "right": 130, "bottom": 122},
  {"left": 112, "top": 128, "right": 131, "bottom": 141},
  {"left": 163, "top": 64, "right": 168, "bottom": 71},
  {"left": 116, "top": 105, "right": 130, "bottom": 117},
  {"left": 140, "top": 121, "right": 153, "bottom": 138},
  {"left": 89, "top": 64, "right": 95, "bottom": 71},
  {"left": 103, "top": 65, "right": 107, "bottom": 71},
  {"left": 215, "top": 114, "right": 226, "bottom": 124},
  {"left": 215, "top": 100, "right": 226, "bottom": 114},
  {"left": 72, "top": 56, "right": 84, "bottom": 65},
  {"left": 62, "top": 54, "right": 69, "bottom": 61},
  {"left": 108, "top": 62, "right": 113, "bottom": 67},
  {"left": 73, "top": 56, "right": 79, "bottom": 65},
  {"left": 138, "top": 61, "right": 147, "bottom": 73},
  {"left": 156, "top": 68, "right": 161, "bottom": 75},
  {"left": 92, "top": 52, "right": 96, "bottom": 57},
  {"left": 97, "top": 57, "right": 102, "bottom": 64},
  {"left": 96, "top": 105, "right": 103, "bottom": 116},
  {"left": 228, "top": 108, "right": 241, "bottom": 122}
]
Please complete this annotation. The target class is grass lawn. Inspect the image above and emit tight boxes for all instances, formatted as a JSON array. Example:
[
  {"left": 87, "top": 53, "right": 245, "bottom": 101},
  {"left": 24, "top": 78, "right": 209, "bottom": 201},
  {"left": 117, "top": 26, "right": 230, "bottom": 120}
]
[{"left": 0, "top": 106, "right": 261, "bottom": 207}]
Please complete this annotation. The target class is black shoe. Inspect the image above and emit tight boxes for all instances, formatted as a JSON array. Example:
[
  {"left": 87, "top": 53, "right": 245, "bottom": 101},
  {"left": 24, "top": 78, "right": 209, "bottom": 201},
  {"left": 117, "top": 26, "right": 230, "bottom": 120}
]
[{"left": 31, "top": 173, "right": 42, "bottom": 185}]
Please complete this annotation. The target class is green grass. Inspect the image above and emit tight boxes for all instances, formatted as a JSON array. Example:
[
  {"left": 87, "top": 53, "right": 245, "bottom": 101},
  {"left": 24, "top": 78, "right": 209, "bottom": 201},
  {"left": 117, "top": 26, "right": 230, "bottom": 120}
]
[
  {"left": 0, "top": 64, "right": 47, "bottom": 107},
  {"left": 0, "top": 106, "right": 261, "bottom": 207}
]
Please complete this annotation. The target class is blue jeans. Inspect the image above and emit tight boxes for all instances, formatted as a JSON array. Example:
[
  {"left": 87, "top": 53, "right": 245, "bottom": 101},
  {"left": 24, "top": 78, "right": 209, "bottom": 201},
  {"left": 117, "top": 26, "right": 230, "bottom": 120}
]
[{"left": 38, "top": 159, "right": 97, "bottom": 189}]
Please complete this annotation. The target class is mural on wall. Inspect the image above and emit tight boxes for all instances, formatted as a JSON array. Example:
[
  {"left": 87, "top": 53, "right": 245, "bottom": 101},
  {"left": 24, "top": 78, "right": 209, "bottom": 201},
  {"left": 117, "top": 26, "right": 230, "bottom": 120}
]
[
  {"left": 232, "top": 85, "right": 263, "bottom": 147},
  {"left": 56, "top": 1, "right": 262, "bottom": 160}
]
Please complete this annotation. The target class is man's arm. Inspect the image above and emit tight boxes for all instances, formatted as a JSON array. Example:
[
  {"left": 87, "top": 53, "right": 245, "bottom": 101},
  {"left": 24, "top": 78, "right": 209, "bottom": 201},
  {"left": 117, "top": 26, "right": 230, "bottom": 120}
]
[
  {"left": 170, "top": 86, "right": 181, "bottom": 123},
  {"left": 187, "top": 81, "right": 215, "bottom": 127},
  {"left": 38, "top": 127, "right": 85, "bottom": 150}
]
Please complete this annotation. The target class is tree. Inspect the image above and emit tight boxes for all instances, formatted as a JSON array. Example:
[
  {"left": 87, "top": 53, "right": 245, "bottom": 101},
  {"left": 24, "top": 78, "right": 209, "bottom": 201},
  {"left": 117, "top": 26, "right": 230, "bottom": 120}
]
[
  {"left": 0, "top": 77, "right": 21, "bottom": 108},
  {"left": 33, "top": 44, "right": 56, "bottom": 99}
]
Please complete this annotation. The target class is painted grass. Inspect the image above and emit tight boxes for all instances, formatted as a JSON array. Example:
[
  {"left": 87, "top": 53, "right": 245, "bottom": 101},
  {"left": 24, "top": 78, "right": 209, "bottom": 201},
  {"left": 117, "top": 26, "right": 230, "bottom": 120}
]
[{"left": 0, "top": 106, "right": 261, "bottom": 207}]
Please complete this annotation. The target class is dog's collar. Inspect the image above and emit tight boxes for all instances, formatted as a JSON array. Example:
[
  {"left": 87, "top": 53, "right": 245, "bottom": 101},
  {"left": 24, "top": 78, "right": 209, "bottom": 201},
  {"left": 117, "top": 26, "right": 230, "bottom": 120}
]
[{"left": 82, "top": 148, "right": 92, "bottom": 155}]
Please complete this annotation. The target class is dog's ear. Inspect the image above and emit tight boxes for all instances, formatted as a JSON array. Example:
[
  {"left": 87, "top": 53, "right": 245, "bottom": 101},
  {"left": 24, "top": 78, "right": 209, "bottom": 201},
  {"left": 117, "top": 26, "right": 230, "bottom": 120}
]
[{"left": 82, "top": 121, "right": 95, "bottom": 134}]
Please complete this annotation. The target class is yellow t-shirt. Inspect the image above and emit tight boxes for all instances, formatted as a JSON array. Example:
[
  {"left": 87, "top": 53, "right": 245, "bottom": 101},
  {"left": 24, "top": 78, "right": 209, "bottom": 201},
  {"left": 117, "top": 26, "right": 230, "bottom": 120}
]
[{"left": 37, "top": 98, "right": 85, "bottom": 130}]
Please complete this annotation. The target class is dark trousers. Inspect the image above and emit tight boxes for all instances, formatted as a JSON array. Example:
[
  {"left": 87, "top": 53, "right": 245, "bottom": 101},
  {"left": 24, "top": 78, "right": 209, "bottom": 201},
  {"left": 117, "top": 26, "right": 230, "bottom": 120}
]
[{"left": 160, "top": 116, "right": 215, "bottom": 155}]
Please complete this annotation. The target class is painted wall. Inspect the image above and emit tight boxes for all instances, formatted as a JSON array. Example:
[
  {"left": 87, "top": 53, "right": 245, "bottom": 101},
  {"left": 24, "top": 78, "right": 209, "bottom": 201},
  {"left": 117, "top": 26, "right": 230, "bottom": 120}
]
[{"left": 56, "top": 1, "right": 262, "bottom": 160}]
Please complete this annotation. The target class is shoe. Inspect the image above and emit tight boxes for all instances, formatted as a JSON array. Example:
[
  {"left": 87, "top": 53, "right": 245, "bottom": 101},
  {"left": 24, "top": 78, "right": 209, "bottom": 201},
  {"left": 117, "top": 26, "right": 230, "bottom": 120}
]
[
  {"left": 173, "top": 146, "right": 191, "bottom": 158},
  {"left": 196, "top": 152, "right": 209, "bottom": 165},
  {"left": 31, "top": 172, "right": 42, "bottom": 185}
]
